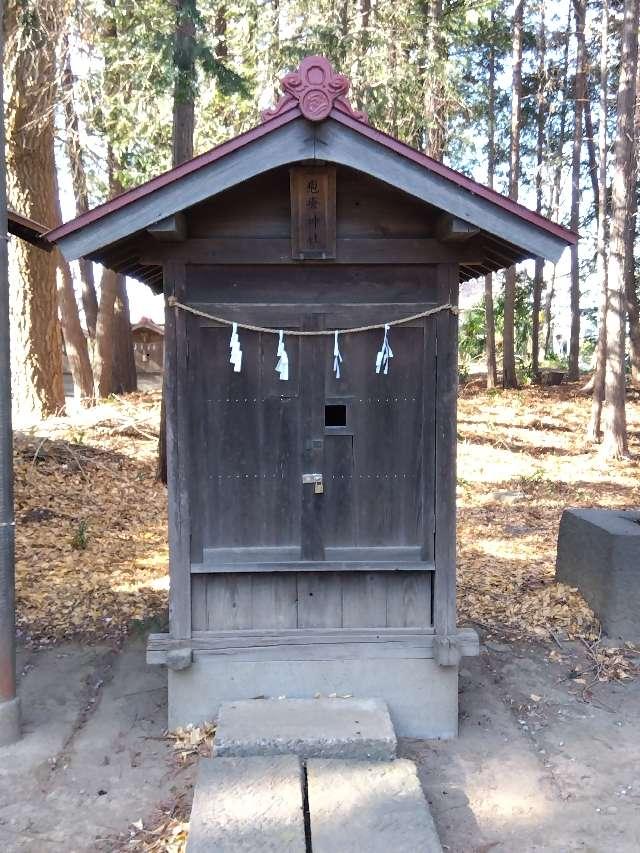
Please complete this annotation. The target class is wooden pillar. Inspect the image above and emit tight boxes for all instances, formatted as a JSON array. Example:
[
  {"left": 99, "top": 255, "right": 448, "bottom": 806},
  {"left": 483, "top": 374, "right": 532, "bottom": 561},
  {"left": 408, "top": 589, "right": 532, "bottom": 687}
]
[
  {"left": 433, "top": 263, "right": 459, "bottom": 665},
  {"left": 164, "top": 261, "right": 192, "bottom": 658}
]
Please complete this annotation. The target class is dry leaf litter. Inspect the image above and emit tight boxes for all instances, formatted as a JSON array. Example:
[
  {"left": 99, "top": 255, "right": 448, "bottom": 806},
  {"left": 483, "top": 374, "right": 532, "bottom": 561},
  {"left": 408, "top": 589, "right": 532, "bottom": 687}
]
[{"left": 121, "top": 723, "right": 215, "bottom": 852}]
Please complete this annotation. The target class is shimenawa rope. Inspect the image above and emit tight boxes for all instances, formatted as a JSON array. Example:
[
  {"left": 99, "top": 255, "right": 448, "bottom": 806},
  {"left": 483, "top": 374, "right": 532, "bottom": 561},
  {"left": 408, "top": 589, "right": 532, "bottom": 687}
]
[{"left": 167, "top": 296, "right": 458, "bottom": 336}]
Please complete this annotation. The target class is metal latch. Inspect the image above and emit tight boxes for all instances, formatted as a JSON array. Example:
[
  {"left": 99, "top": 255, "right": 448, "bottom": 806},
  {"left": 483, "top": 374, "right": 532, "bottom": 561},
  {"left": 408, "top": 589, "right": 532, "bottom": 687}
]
[{"left": 302, "top": 473, "right": 324, "bottom": 494}]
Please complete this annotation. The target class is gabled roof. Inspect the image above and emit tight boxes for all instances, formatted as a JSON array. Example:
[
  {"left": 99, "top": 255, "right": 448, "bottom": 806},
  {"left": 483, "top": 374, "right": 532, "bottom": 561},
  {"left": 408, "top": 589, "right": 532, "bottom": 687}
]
[
  {"left": 131, "top": 317, "right": 164, "bottom": 336},
  {"left": 46, "top": 55, "right": 576, "bottom": 286}
]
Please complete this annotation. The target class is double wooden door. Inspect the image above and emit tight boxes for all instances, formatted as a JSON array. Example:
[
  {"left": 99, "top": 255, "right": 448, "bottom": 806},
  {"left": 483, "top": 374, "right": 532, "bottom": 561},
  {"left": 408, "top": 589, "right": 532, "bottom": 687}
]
[{"left": 188, "top": 309, "right": 434, "bottom": 571}]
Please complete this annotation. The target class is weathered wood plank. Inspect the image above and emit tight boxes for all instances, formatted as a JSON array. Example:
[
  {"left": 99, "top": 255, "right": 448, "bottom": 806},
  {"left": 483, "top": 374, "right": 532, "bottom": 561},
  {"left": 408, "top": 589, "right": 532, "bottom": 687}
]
[
  {"left": 187, "top": 314, "right": 205, "bottom": 563},
  {"left": 186, "top": 165, "right": 436, "bottom": 241},
  {"left": 300, "top": 315, "right": 325, "bottom": 561},
  {"left": 191, "top": 560, "right": 434, "bottom": 573},
  {"left": 191, "top": 575, "right": 208, "bottom": 631},
  {"left": 297, "top": 573, "right": 342, "bottom": 628},
  {"left": 251, "top": 574, "right": 298, "bottom": 629},
  {"left": 165, "top": 261, "right": 191, "bottom": 640},
  {"left": 342, "top": 573, "right": 387, "bottom": 628},
  {"left": 140, "top": 237, "right": 482, "bottom": 266},
  {"left": 206, "top": 574, "right": 253, "bottom": 630},
  {"left": 146, "top": 627, "right": 480, "bottom": 664},
  {"left": 421, "top": 316, "right": 437, "bottom": 563},
  {"left": 433, "top": 264, "right": 459, "bottom": 640},
  {"left": 147, "top": 213, "right": 187, "bottom": 241},
  {"left": 386, "top": 572, "right": 432, "bottom": 628},
  {"left": 185, "top": 265, "right": 439, "bottom": 305}
]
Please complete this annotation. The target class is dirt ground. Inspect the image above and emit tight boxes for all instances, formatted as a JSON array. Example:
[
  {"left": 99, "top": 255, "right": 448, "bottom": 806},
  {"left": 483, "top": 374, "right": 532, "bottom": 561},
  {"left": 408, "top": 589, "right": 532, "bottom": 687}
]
[
  {"left": 409, "top": 637, "right": 640, "bottom": 852},
  {"left": 2, "top": 635, "right": 640, "bottom": 852}
]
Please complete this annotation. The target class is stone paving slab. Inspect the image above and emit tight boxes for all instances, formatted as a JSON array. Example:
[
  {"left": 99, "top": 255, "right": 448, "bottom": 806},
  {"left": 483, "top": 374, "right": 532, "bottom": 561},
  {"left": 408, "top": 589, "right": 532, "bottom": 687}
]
[
  {"left": 213, "top": 697, "right": 397, "bottom": 760},
  {"left": 186, "top": 755, "right": 306, "bottom": 853},
  {"left": 307, "top": 758, "right": 443, "bottom": 853}
]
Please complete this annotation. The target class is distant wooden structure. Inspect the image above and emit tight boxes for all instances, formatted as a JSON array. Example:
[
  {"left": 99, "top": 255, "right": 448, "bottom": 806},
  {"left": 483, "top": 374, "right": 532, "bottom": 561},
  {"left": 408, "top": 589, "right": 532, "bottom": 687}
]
[
  {"left": 131, "top": 317, "right": 164, "bottom": 374},
  {"left": 48, "top": 56, "right": 576, "bottom": 737}
]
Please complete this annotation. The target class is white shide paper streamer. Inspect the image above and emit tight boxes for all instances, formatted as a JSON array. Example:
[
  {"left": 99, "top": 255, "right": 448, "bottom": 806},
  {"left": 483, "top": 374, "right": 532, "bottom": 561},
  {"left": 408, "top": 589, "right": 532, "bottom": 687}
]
[
  {"left": 375, "top": 324, "right": 393, "bottom": 375},
  {"left": 275, "top": 330, "right": 289, "bottom": 381},
  {"left": 229, "top": 322, "right": 242, "bottom": 372},
  {"left": 333, "top": 331, "right": 343, "bottom": 379}
]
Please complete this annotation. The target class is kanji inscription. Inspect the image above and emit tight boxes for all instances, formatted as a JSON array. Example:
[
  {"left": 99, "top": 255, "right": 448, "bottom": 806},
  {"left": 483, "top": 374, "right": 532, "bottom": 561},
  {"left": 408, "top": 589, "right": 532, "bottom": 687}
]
[{"left": 290, "top": 166, "right": 336, "bottom": 260}]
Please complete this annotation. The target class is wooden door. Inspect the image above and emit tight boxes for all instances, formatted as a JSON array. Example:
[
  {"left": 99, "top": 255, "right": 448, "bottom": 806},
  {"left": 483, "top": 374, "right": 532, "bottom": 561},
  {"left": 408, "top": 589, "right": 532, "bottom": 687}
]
[
  {"left": 190, "top": 316, "right": 303, "bottom": 563},
  {"left": 189, "top": 312, "right": 433, "bottom": 571},
  {"left": 312, "top": 319, "right": 432, "bottom": 564}
]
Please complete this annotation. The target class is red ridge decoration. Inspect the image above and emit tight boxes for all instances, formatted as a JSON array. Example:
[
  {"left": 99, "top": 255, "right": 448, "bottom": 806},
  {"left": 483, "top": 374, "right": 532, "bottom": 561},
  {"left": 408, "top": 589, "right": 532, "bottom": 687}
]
[{"left": 262, "top": 55, "right": 368, "bottom": 124}]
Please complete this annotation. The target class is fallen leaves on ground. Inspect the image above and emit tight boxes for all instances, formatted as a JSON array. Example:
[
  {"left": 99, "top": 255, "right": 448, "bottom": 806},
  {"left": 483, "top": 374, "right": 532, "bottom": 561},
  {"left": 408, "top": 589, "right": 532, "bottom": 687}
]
[
  {"left": 118, "top": 726, "right": 212, "bottom": 852},
  {"left": 456, "top": 380, "right": 640, "bottom": 682},
  {"left": 167, "top": 722, "right": 216, "bottom": 765},
  {"left": 13, "top": 381, "right": 640, "bottom": 684},
  {"left": 14, "top": 392, "right": 169, "bottom": 647},
  {"left": 124, "top": 800, "right": 190, "bottom": 853}
]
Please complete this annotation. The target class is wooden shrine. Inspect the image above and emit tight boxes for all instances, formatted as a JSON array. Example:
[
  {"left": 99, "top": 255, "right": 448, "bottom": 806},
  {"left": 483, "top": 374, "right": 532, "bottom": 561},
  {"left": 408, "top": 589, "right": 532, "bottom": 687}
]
[{"left": 48, "top": 56, "right": 576, "bottom": 737}]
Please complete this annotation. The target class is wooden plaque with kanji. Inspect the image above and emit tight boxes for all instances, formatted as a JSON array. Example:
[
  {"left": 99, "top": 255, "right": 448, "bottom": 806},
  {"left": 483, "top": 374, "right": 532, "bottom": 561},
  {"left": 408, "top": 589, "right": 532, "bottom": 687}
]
[{"left": 290, "top": 166, "right": 336, "bottom": 260}]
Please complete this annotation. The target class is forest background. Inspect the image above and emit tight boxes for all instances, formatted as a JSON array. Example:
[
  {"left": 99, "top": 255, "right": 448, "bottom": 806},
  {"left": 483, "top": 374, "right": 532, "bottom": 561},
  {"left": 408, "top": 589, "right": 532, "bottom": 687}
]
[{"left": 4, "top": 0, "right": 640, "bottom": 460}]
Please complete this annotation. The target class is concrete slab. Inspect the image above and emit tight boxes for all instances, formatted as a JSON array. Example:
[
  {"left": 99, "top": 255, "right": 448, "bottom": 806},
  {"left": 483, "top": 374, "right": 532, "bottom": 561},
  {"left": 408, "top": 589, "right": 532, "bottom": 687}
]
[
  {"left": 186, "top": 755, "right": 306, "bottom": 853},
  {"left": 214, "top": 697, "right": 397, "bottom": 760},
  {"left": 307, "top": 758, "right": 443, "bottom": 853},
  {"left": 169, "top": 656, "right": 459, "bottom": 738}
]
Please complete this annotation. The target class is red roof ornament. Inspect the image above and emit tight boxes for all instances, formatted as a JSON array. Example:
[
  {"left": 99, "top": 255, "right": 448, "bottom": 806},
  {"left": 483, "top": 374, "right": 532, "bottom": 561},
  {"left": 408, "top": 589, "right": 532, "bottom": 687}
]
[{"left": 261, "top": 55, "right": 368, "bottom": 124}]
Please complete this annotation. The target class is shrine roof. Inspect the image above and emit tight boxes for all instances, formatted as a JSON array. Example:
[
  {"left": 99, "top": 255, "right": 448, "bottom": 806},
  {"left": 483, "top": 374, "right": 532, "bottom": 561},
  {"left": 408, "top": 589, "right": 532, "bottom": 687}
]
[{"left": 46, "top": 55, "right": 576, "bottom": 288}]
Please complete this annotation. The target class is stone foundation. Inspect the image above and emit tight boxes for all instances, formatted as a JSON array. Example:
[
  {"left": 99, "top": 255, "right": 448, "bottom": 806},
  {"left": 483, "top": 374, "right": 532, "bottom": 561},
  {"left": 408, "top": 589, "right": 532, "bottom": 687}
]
[{"left": 168, "top": 655, "right": 459, "bottom": 739}]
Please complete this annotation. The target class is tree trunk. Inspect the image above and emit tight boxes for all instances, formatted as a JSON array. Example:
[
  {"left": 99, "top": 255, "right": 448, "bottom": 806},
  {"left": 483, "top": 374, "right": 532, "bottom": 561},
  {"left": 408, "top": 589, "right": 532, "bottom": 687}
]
[
  {"left": 5, "top": 2, "right": 64, "bottom": 421},
  {"left": 56, "top": 257, "right": 94, "bottom": 405},
  {"left": 532, "top": 5, "right": 547, "bottom": 384},
  {"left": 214, "top": 4, "right": 228, "bottom": 60},
  {"left": 583, "top": 87, "right": 600, "bottom": 213},
  {"left": 484, "top": 20, "right": 498, "bottom": 389},
  {"left": 568, "top": 0, "right": 586, "bottom": 381},
  {"left": 62, "top": 37, "right": 98, "bottom": 339},
  {"left": 503, "top": 0, "right": 524, "bottom": 389},
  {"left": 172, "top": 0, "right": 196, "bottom": 166},
  {"left": 111, "top": 274, "right": 137, "bottom": 394},
  {"left": 543, "top": 275, "right": 555, "bottom": 357},
  {"left": 158, "top": 0, "right": 199, "bottom": 483},
  {"left": 625, "top": 57, "right": 640, "bottom": 385},
  {"left": 601, "top": 0, "right": 638, "bottom": 460},
  {"left": 423, "top": 0, "right": 446, "bottom": 160},
  {"left": 586, "top": 0, "right": 610, "bottom": 442},
  {"left": 541, "top": 4, "right": 571, "bottom": 367},
  {"left": 51, "top": 153, "right": 93, "bottom": 405},
  {"left": 94, "top": 267, "right": 118, "bottom": 398}
]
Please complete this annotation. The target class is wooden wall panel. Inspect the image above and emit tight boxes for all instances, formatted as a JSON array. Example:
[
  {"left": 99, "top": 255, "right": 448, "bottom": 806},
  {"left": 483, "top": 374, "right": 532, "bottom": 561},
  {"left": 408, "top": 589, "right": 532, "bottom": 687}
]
[
  {"left": 206, "top": 574, "right": 253, "bottom": 630},
  {"left": 250, "top": 574, "right": 299, "bottom": 629},
  {"left": 186, "top": 264, "right": 439, "bottom": 305},
  {"left": 342, "top": 573, "right": 387, "bottom": 627},
  {"left": 297, "top": 572, "right": 343, "bottom": 628},
  {"left": 193, "top": 571, "right": 432, "bottom": 631},
  {"left": 386, "top": 573, "right": 432, "bottom": 628},
  {"left": 186, "top": 165, "right": 437, "bottom": 241}
]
